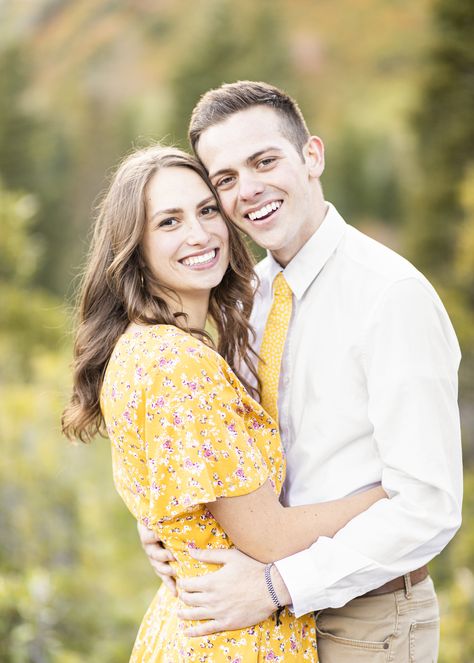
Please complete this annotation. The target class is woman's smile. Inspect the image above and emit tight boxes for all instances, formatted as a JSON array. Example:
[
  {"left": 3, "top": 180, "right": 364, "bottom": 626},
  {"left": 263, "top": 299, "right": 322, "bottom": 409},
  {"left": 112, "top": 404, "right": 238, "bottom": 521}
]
[{"left": 179, "top": 247, "right": 220, "bottom": 269}]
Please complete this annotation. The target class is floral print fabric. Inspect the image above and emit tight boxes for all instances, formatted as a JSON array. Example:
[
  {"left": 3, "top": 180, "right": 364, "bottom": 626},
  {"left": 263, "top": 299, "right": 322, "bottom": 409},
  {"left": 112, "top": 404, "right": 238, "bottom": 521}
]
[{"left": 101, "top": 325, "right": 318, "bottom": 661}]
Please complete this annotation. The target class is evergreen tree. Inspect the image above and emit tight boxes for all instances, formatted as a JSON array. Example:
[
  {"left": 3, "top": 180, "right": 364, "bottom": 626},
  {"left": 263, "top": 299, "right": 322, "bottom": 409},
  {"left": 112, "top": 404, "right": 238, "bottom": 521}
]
[{"left": 407, "top": 0, "right": 474, "bottom": 276}]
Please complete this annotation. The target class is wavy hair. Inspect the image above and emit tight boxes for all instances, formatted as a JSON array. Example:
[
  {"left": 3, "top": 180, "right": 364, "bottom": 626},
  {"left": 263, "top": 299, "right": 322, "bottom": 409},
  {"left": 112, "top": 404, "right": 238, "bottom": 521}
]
[{"left": 62, "top": 145, "right": 260, "bottom": 443}]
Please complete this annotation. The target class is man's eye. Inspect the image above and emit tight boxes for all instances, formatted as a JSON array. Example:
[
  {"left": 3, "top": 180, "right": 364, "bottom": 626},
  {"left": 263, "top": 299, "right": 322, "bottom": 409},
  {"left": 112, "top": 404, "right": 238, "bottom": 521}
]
[
  {"left": 258, "top": 157, "right": 276, "bottom": 168},
  {"left": 216, "top": 176, "right": 234, "bottom": 189}
]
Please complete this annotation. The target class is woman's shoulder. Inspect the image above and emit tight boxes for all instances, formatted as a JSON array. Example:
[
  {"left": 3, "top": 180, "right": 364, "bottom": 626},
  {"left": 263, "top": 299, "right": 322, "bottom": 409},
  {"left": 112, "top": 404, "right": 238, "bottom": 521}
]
[{"left": 112, "top": 324, "right": 224, "bottom": 376}]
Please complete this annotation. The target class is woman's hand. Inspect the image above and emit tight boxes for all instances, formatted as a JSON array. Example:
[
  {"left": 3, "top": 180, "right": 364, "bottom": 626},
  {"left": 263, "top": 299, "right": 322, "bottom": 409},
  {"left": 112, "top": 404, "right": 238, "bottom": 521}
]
[{"left": 137, "top": 522, "right": 177, "bottom": 596}]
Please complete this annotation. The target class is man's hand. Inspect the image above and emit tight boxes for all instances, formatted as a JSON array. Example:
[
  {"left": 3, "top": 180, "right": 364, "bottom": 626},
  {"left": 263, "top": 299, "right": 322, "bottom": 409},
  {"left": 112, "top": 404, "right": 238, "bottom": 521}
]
[
  {"left": 177, "top": 548, "right": 291, "bottom": 637},
  {"left": 137, "top": 522, "right": 177, "bottom": 596}
]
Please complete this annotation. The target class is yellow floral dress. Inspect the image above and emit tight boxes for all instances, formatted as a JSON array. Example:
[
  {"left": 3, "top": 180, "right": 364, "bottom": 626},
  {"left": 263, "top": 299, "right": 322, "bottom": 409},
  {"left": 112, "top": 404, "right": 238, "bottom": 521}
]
[{"left": 101, "top": 325, "right": 317, "bottom": 662}]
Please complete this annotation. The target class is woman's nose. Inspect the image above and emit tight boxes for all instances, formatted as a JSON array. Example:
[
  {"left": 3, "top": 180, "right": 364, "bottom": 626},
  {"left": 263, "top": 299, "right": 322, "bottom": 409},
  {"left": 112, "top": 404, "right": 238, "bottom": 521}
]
[{"left": 186, "top": 219, "right": 211, "bottom": 245}]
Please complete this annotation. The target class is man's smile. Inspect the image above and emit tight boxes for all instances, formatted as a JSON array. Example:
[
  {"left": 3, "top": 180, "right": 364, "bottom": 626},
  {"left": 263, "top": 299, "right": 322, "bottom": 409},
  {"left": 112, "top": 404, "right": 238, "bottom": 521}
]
[{"left": 245, "top": 200, "right": 282, "bottom": 222}]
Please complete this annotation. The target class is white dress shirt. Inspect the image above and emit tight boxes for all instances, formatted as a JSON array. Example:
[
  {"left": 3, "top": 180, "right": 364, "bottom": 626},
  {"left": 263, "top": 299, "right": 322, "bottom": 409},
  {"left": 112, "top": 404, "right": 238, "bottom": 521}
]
[{"left": 248, "top": 203, "right": 463, "bottom": 616}]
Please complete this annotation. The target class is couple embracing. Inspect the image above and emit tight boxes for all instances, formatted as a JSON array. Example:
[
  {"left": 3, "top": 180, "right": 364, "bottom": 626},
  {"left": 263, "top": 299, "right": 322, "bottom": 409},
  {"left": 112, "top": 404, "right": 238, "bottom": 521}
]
[{"left": 63, "top": 81, "right": 462, "bottom": 662}]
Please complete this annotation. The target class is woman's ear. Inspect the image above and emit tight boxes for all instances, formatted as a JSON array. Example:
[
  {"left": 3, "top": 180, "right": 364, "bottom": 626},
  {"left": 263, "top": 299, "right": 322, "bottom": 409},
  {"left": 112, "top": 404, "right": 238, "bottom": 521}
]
[{"left": 303, "top": 136, "right": 325, "bottom": 179}]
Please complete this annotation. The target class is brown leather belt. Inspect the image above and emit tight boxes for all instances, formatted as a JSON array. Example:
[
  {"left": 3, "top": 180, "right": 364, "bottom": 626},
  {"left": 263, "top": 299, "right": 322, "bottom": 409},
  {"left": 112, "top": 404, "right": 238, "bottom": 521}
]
[{"left": 360, "top": 565, "right": 429, "bottom": 598}]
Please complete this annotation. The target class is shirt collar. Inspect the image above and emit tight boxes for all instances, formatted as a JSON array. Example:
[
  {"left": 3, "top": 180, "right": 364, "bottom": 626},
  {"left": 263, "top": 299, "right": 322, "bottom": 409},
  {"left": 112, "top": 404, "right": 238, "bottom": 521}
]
[{"left": 266, "top": 202, "right": 347, "bottom": 300}]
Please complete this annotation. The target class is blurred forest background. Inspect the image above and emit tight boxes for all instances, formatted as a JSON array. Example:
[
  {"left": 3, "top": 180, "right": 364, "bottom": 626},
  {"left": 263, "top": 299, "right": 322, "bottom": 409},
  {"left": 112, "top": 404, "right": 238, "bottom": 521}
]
[{"left": 0, "top": 0, "right": 473, "bottom": 660}]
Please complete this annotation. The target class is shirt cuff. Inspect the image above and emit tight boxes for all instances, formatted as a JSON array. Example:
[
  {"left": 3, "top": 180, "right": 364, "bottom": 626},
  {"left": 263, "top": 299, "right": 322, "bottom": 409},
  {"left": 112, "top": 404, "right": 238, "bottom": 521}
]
[{"left": 274, "top": 536, "right": 374, "bottom": 617}]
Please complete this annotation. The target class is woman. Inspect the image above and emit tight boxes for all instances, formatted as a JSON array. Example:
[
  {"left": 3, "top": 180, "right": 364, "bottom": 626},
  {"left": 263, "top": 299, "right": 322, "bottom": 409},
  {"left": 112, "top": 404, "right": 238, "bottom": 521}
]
[{"left": 62, "top": 145, "right": 386, "bottom": 661}]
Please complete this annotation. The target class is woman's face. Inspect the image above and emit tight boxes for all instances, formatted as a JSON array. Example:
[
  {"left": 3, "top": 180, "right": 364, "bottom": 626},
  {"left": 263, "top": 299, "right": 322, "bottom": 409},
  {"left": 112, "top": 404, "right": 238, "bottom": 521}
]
[{"left": 142, "top": 166, "right": 230, "bottom": 309}]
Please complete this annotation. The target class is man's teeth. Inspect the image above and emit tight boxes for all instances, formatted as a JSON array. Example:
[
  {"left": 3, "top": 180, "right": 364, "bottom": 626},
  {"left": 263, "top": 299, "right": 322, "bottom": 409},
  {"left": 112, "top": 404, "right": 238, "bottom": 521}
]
[
  {"left": 182, "top": 249, "right": 216, "bottom": 267},
  {"left": 248, "top": 201, "right": 281, "bottom": 221}
]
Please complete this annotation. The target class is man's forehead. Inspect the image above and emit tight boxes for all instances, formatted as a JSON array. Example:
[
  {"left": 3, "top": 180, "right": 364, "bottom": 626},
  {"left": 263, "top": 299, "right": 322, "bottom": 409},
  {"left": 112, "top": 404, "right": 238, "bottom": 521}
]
[{"left": 197, "top": 108, "right": 289, "bottom": 173}]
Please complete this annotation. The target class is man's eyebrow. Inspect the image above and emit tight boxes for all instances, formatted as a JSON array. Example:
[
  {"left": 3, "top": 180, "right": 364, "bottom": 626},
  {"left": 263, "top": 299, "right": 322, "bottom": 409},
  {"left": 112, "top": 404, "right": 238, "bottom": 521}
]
[
  {"left": 209, "top": 147, "right": 283, "bottom": 180},
  {"left": 246, "top": 147, "right": 282, "bottom": 164}
]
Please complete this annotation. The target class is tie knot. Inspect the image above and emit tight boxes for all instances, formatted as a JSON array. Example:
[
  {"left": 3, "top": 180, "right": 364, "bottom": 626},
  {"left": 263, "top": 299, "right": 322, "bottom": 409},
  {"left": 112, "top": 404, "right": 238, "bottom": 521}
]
[{"left": 273, "top": 272, "right": 292, "bottom": 299}]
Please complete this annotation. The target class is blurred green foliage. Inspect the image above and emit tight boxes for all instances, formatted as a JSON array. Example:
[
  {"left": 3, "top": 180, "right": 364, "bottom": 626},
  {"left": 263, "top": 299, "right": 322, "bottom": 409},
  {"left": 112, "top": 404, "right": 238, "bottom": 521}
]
[{"left": 0, "top": 0, "right": 473, "bottom": 659}]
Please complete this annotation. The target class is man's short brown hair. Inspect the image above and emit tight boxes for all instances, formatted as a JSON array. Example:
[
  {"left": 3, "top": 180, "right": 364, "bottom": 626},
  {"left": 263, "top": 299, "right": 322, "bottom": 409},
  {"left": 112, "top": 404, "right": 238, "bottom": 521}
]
[{"left": 188, "top": 81, "right": 311, "bottom": 156}]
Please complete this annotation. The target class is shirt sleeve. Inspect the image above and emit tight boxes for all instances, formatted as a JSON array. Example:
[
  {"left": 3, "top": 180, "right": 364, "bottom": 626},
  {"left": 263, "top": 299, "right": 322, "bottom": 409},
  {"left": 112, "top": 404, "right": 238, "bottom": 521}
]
[
  {"left": 143, "top": 338, "right": 269, "bottom": 527},
  {"left": 275, "top": 277, "right": 463, "bottom": 615}
]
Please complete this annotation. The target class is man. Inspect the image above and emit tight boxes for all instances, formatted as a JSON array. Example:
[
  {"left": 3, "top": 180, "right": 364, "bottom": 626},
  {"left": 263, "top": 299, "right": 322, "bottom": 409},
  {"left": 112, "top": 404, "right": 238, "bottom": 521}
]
[{"left": 140, "top": 81, "right": 462, "bottom": 661}]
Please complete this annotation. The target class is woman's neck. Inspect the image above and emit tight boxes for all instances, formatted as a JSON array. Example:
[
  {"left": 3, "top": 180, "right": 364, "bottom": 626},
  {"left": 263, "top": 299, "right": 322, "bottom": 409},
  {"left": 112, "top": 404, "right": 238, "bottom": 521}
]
[{"left": 166, "top": 290, "right": 210, "bottom": 330}]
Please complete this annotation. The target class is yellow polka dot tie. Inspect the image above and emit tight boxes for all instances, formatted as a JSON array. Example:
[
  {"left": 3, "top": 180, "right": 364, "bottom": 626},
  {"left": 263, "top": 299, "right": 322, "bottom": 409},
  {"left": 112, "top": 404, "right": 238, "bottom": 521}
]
[{"left": 258, "top": 272, "right": 293, "bottom": 424}]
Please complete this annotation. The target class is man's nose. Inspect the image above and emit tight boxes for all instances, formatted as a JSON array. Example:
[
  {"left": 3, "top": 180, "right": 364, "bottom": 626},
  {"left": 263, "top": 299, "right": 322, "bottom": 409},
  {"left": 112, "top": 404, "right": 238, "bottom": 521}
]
[{"left": 238, "top": 174, "right": 264, "bottom": 201}]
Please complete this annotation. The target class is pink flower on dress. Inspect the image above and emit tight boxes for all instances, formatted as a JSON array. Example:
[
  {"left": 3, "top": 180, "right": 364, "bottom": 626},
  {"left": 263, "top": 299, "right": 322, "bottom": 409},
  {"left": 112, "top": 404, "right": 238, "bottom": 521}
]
[
  {"left": 174, "top": 414, "right": 183, "bottom": 426},
  {"left": 151, "top": 396, "right": 165, "bottom": 409},
  {"left": 184, "top": 457, "right": 199, "bottom": 470},
  {"left": 133, "top": 480, "right": 145, "bottom": 495},
  {"left": 235, "top": 468, "right": 246, "bottom": 480},
  {"left": 202, "top": 442, "right": 214, "bottom": 458}
]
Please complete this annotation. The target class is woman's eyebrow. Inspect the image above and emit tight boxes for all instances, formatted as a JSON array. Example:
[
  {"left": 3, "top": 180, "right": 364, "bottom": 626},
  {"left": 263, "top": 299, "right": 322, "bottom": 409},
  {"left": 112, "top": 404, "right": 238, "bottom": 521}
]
[
  {"left": 196, "top": 195, "right": 215, "bottom": 208},
  {"left": 150, "top": 207, "right": 182, "bottom": 221}
]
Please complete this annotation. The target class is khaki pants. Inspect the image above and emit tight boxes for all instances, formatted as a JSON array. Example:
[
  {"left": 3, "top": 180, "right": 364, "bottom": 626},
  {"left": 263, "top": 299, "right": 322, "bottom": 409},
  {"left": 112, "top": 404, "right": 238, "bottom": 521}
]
[{"left": 315, "top": 576, "right": 439, "bottom": 662}]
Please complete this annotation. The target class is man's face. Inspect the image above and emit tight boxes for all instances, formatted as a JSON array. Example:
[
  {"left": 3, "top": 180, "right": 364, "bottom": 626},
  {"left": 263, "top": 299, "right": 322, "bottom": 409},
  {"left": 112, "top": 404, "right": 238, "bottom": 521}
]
[{"left": 196, "top": 106, "right": 325, "bottom": 266}]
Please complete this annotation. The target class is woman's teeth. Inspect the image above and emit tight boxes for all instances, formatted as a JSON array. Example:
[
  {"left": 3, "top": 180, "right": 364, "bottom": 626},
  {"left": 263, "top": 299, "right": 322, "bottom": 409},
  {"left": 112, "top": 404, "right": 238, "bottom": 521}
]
[
  {"left": 248, "top": 201, "right": 281, "bottom": 221},
  {"left": 181, "top": 249, "right": 216, "bottom": 267}
]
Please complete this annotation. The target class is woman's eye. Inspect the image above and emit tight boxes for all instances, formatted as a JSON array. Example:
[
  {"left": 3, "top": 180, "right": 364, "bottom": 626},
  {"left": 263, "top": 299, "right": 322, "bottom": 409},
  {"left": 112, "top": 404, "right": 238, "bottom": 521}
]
[
  {"left": 158, "top": 217, "right": 178, "bottom": 228},
  {"left": 200, "top": 205, "right": 219, "bottom": 217}
]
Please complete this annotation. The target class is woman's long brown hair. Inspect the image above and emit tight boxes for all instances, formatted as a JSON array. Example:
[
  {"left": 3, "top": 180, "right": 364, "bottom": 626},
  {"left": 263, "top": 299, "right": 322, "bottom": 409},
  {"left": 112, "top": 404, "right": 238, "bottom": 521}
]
[{"left": 62, "top": 145, "right": 260, "bottom": 443}]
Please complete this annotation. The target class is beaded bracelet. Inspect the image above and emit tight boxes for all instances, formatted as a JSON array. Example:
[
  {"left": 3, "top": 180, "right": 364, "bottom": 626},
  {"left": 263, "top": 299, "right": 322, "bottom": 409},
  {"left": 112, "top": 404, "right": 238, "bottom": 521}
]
[{"left": 264, "top": 563, "right": 283, "bottom": 610}]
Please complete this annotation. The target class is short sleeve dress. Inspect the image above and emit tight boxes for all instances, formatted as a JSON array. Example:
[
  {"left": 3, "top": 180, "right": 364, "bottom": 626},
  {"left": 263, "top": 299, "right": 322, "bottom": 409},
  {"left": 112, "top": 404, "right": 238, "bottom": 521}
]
[{"left": 101, "top": 325, "right": 317, "bottom": 662}]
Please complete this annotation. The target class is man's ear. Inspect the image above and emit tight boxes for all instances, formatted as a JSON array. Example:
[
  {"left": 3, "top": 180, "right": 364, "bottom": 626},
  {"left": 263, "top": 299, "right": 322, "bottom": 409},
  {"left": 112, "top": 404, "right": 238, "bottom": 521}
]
[{"left": 303, "top": 136, "right": 325, "bottom": 179}]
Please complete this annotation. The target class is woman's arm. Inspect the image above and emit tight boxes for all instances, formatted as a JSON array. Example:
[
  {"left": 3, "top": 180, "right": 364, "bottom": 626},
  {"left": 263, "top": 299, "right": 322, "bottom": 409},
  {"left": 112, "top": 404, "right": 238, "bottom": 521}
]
[{"left": 207, "top": 479, "right": 386, "bottom": 563}]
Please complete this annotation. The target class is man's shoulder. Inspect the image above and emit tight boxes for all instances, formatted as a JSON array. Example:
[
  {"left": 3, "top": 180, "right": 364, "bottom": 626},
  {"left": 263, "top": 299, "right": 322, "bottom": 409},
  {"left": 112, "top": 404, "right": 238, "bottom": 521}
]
[{"left": 340, "top": 224, "right": 421, "bottom": 286}]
